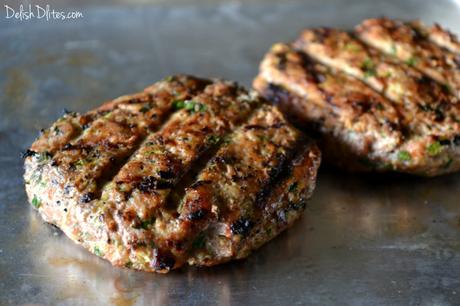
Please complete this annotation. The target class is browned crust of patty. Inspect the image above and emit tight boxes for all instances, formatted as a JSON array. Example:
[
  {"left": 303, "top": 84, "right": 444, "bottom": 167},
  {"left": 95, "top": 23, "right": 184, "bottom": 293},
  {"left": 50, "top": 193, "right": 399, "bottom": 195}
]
[
  {"left": 254, "top": 39, "right": 460, "bottom": 176},
  {"left": 254, "top": 75, "right": 388, "bottom": 172},
  {"left": 409, "top": 20, "right": 460, "bottom": 54},
  {"left": 253, "top": 43, "right": 403, "bottom": 171},
  {"left": 293, "top": 28, "right": 460, "bottom": 136},
  {"left": 355, "top": 17, "right": 460, "bottom": 98},
  {"left": 24, "top": 75, "right": 321, "bottom": 273}
]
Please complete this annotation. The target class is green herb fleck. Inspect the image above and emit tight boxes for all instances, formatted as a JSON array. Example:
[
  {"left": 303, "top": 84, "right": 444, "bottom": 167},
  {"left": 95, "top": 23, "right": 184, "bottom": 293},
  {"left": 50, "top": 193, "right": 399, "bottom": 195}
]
[
  {"left": 135, "top": 242, "right": 147, "bottom": 248},
  {"left": 257, "top": 135, "right": 270, "bottom": 142},
  {"left": 444, "top": 158, "right": 453, "bottom": 169},
  {"left": 133, "top": 217, "right": 155, "bottom": 230},
  {"left": 390, "top": 44, "right": 397, "bottom": 55},
  {"left": 74, "top": 159, "right": 87, "bottom": 167},
  {"left": 383, "top": 71, "right": 392, "bottom": 78},
  {"left": 124, "top": 261, "right": 133, "bottom": 268},
  {"left": 163, "top": 75, "right": 174, "bottom": 82},
  {"left": 172, "top": 99, "right": 186, "bottom": 109},
  {"left": 381, "top": 163, "right": 394, "bottom": 171},
  {"left": 442, "top": 83, "right": 452, "bottom": 94},
  {"left": 344, "top": 42, "right": 361, "bottom": 52},
  {"left": 405, "top": 56, "right": 418, "bottom": 67},
  {"left": 288, "top": 182, "right": 298, "bottom": 192},
  {"left": 358, "top": 157, "right": 376, "bottom": 168},
  {"left": 398, "top": 151, "right": 412, "bottom": 162},
  {"left": 140, "top": 105, "right": 150, "bottom": 113},
  {"left": 94, "top": 246, "right": 103, "bottom": 257},
  {"left": 208, "top": 135, "right": 221, "bottom": 145},
  {"left": 427, "top": 141, "right": 443, "bottom": 157},
  {"left": 36, "top": 152, "right": 51, "bottom": 163},
  {"left": 222, "top": 135, "right": 232, "bottom": 144},
  {"left": 192, "top": 233, "right": 206, "bottom": 250},
  {"left": 31, "top": 195, "right": 41, "bottom": 208},
  {"left": 266, "top": 228, "right": 273, "bottom": 236},
  {"left": 140, "top": 218, "right": 154, "bottom": 230},
  {"left": 53, "top": 126, "right": 62, "bottom": 136},
  {"left": 177, "top": 200, "right": 185, "bottom": 212},
  {"left": 362, "top": 58, "right": 376, "bottom": 78},
  {"left": 173, "top": 100, "right": 207, "bottom": 113}
]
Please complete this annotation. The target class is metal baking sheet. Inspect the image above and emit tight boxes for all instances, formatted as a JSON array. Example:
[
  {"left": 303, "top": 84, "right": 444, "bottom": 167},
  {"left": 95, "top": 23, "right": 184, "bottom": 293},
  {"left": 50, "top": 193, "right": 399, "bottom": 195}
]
[{"left": 2, "top": 0, "right": 460, "bottom": 305}]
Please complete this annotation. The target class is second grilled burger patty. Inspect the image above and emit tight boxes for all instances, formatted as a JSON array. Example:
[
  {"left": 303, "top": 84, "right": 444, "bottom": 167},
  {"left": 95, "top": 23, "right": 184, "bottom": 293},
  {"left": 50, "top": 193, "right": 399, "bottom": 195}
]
[
  {"left": 24, "top": 75, "right": 321, "bottom": 273},
  {"left": 254, "top": 19, "right": 460, "bottom": 176}
]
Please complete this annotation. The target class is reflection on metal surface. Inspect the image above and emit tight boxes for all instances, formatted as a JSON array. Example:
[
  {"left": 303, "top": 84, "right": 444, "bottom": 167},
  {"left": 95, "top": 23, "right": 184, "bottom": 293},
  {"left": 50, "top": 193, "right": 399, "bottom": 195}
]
[{"left": 2, "top": 0, "right": 460, "bottom": 305}]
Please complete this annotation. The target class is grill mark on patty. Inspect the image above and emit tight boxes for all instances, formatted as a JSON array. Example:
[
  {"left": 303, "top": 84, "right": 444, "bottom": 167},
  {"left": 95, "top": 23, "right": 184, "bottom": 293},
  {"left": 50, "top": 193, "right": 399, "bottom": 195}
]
[
  {"left": 30, "top": 112, "right": 97, "bottom": 155},
  {"left": 355, "top": 17, "right": 460, "bottom": 99},
  {"left": 157, "top": 105, "right": 303, "bottom": 266},
  {"left": 25, "top": 75, "right": 322, "bottom": 272},
  {"left": 96, "top": 82, "right": 262, "bottom": 271},
  {"left": 165, "top": 105, "right": 290, "bottom": 216},
  {"left": 28, "top": 76, "right": 206, "bottom": 156},
  {"left": 254, "top": 137, "right": 307, "bottom": 210},
  {"left": 254, "top": 43, "right": 403, "bottom": 160},
  {"left": 164, "top": 134, "right": 227, "bottom": 215},
  {"left": 224, "top": 141, "right": 321, "bottom": 260},
  {"left": 293, "top": 28, "right": 460, "bottom": 137},
  {"left": 32, "top": 76, "right": 210, "bottom": 207},
  {"left": 90, "top": 100, "right": 191, "bottom": 202},
  {"left": 409, "top": 20, "right": 460, "bottom": 55},
  {"left": 106, "top": 82, "right": 260, "bottom": 215}
]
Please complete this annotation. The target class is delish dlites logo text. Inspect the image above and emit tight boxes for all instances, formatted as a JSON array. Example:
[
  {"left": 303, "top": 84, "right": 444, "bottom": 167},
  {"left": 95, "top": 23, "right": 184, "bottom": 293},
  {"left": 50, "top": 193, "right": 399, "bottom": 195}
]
[{"left": 4, "top": 4, "right": 83, "bottom": 21}]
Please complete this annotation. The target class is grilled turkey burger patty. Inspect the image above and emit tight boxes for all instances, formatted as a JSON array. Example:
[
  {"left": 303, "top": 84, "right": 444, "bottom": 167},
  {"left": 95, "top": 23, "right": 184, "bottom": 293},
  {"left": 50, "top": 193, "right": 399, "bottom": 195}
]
[
  {"left": 254, "top": 19, "right": 460, "bottom": 176},
  {"left": 24, "top": 75, "right": 321, "bottom": 273}
]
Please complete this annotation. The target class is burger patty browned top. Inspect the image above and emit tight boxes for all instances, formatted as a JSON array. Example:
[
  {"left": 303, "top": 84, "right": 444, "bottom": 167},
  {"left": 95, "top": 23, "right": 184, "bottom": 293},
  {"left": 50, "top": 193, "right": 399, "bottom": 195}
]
[
  {"left": 254, "top": 18, "right": 460, "bottom": 176},
  {"left": 23, "top": 75, "right": 321, "bottom": 272}
]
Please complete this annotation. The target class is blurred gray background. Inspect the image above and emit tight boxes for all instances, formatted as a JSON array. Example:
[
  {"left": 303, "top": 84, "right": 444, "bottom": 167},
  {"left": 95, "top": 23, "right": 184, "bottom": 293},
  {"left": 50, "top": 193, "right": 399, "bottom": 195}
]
[{"left": 2, "top": 0, "right": 460, "bottom": 305}]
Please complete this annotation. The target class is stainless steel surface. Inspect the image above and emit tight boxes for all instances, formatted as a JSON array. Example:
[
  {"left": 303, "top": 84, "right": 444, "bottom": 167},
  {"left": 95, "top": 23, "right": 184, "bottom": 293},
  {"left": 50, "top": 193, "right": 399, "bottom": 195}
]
[{"left": 2, "top": 0, "right": 460, "bottom": 305}]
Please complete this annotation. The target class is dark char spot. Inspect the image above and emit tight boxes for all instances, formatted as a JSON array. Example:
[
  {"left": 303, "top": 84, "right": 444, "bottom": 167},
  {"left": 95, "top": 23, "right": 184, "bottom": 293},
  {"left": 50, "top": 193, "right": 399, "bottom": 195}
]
[
  {"left": 264, "top": 83, "right": 291, "bottom": 105},
  {"left": 137, "top": 176, "right": 173, "bottom": 192},
  {"left": 288, "top": 200, "right": 306, "bottom": 211},
  {"left": 21, "top": 149, "right": 37, "bottom": 158},
  {"left": 439, "top": 139, "right": 451, "bottom": 146},
  {"left": 62, "top": 143, "right": 74, "bottom": 150},
  {"left": 152, "top": 249, "right": 175, "bottom": 271},
  {"left": 158, "top": 170, "right": 175, "bottom": 180},
  {"left": 187, "top": 209, "right": 207, "bottom": 221},
  {"left": 231, "top": 218, "right": 254, "bottom": 236},
  {"left": 245, "top": 124, "right": 265, "bottom": 130},
  {"left": 80, "top": 192, "right": 95, "bottom": 203},
  {"left": 454, "top": 135, "right": 460, "bottom": 146},
  {"left": 276, "top": 52, "right": 287, "bottom": 70}
]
